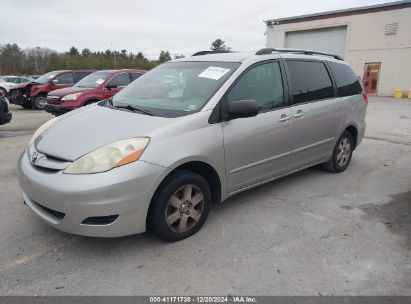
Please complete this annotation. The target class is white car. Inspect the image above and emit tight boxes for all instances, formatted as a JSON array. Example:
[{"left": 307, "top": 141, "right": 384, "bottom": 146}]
[
  {"left": 0, "top": 78, "right": 16, "bottom": 96},
  {"left": 0, "top": 76, "right": 33, "bottom": 96}
]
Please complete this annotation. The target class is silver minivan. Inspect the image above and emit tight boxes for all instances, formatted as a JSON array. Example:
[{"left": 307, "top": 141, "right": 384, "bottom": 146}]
[{"left": 18, "top": 49, "right": 367, "bottom": 241}]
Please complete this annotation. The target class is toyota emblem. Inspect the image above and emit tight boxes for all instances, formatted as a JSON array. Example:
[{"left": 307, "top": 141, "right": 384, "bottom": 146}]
[{"left": 31, "top": 151, "right": 39, "bottom": 163}]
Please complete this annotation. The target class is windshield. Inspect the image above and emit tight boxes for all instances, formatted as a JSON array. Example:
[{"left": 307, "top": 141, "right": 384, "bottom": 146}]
[
  {"left": 34, "top": 71, "right": 61, "bottom": 84},
  {"left": 75, "top": 71, "right": 112, "bottom": 88},
  {"left": 112, "top": 61, "right": 240, "bottom": 117}
]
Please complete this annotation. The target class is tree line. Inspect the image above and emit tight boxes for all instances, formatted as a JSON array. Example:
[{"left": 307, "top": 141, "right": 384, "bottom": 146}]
[{"left": 0, "top": 39, "right": 230, "bottom": 76}]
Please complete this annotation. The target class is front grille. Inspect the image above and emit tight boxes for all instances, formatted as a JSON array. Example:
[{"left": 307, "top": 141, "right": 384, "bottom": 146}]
[
  {"left": 34, "top": 202, "right": 65, "bottom": 220},
  {"left": 46, "top": 96, "right": 63, "bottom": 105},
  {"left": 81, "top": 215, "right": 119, "bottom": 225}
]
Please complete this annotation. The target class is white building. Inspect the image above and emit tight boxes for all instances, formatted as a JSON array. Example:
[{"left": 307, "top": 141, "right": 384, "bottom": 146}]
[{"left": 265, "top": 0, "right": 411, "bottom": 96}]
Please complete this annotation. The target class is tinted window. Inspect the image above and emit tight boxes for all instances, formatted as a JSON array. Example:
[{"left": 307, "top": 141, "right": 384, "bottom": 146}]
[
  {"left": 107, "top": 73, "right": 130, "bottom": 87},
  {"left": 227, "top": 61, "right": 284, "bottom": 113},
  {"left": 287, "top": 61, "right": 334, "bottom": 104},
  {"left": 328, "top": 62, "right": 362, "bottom": 97},
  {"left": 130, "top": 73, "right": 143, "bottom": 81},
  {"left": 75, "top": 72, "right": 92, "bottom": 82},
  {"left": 55, "top": 72, "right": 74, "bottom": 84}
]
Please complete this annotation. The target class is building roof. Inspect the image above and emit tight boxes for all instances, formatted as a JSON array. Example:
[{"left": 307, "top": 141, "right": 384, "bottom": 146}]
[{"left": 265, "top": 0, "right": 411, "bottom": 25}]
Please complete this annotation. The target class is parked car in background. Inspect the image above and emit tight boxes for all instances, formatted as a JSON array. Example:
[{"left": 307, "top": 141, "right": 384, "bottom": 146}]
[
  {"left": 44, "top": 69, "right": 145, "bottom": 116},
  {"left": 1, "top": 76, "right": 33, "bottom": 84},
  {"left": 0, "top": 96, "right": 12, "bottom": 125},
  {"left": 18, "top": 49, "right": 367, "bottom": 241},
  {"left": 8, "top": 70, "right": 95, "bottom": 109},
  {"left": 0, "top": 78, "right": 16, "bottom": 96}
]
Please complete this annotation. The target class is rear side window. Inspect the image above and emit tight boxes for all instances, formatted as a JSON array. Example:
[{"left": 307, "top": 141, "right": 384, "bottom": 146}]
[
  {"left": 287, "top": 60, "right": 334, "bottom": 104},
  {"left": 328, "top": 62, "right": 362, "bottom": 97}
]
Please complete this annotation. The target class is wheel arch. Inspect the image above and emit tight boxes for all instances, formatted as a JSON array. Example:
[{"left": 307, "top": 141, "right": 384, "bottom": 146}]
[
  {"left": 83, "top": 98, "right": 101, "bottom": 106},
  {"left": 345, "top": 125, "right": 358, "bottom": 149},
  {"left": 155, "top": 161, "right": 222, "bottom": 205}
]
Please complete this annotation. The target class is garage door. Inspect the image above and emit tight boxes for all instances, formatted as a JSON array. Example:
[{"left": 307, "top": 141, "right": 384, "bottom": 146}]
[{"left": 285, "top": 26, "right": 347, "bottom": 58}]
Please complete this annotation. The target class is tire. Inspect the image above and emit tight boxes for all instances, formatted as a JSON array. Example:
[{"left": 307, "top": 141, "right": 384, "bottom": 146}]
[
  {"left": 32, "top": 94, "right": 47, "bottom": 110},
  {"left": 147, "top": 170, "right": 211, "bottom": 242},
  {"left": 0, "top": 88, "right": 6, "bottom": 97},
  {"left": 322, "top": 131, "right": 354, "bottom": 173}
]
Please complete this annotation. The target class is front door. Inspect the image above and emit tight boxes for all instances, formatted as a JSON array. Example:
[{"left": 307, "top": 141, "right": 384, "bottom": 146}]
[
  {"left": 363, "top": 63, "right": 381, "bottom": 95},
  {"left": 222, "top": 61, "right": 292, "bottom": 193}
]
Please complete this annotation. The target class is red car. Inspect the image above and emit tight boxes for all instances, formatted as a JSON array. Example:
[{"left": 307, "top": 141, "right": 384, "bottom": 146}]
[
  {"left": 8, "top": 70, "right": 95, "bottom": 109},
  {"left": 44, "top": 69, "right": 145, "bottom": 116}
]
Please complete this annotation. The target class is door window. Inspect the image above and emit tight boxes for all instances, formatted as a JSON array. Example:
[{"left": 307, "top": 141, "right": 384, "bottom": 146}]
[
  {"left": 287, "top": 60, "right": 334, "bottom": 104},
  {"left": 55, "top": 72, "right": 74, "bottom": 84},
  {"left": 227, "top": 61, "right": 284, "bottom": 113},
  {"left": 75, "top": 72, "right": 92, "bottom": 82},
  {"left": 130, "top": 73, "right": 143, "bottom": 82},
  {"left": 106, "top": 73, "right": 130, "bottom": 87}
]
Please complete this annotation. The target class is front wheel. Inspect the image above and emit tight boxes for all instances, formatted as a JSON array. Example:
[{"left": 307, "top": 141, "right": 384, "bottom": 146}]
[
  {"left": 33, "top": 94, "right": 47, "bottom": 110},
  {"left": 0, "top": 88, "right": 6, "bottom": 97},
  {"left": 322, "top": 131, "right": 354, "bottom": 173},
  {"left": 147, "top": 170, "right": 211, "bottom": 242}
]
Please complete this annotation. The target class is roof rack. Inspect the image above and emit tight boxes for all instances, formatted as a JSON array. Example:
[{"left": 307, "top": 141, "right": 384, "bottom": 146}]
[
  {"left": 192, "top": 50, "right": 232, "bottom": 56},
  {"left": 255, "top": 48, "right": 344, "bottom": 60}
]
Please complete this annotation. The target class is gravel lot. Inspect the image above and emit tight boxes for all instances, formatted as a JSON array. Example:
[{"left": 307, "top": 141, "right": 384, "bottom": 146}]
[{"left": 0, "top": 97, "right": 410, "bottom": 295}]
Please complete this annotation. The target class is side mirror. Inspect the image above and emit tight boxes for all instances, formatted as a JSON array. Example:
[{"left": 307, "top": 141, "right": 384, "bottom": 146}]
[
  {"left": 51, "top": 79, "right": 59, "bottom": 85},
  {"left": 227, "top": 99, "right": 258, "bottom": 119},
  {"left": 105, "top": 84, "right": 117, "bottom": 90}
]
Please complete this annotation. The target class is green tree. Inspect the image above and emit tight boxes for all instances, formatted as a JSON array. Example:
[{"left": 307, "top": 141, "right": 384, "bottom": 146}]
[
  {"left": 174, "top": 54, "right": 185, "bottom": 59},
  {"left": 69, "top": 46, "right": 79, "bottom": 56},
  {"left": 159, "top": 50, "right": 171, "bottom": 63},
  {"left": 210, "top": 39, "right": 231, "bottom": 51},
  {"left": 81, "top": 48, "right": 91, "bottom": 56}
]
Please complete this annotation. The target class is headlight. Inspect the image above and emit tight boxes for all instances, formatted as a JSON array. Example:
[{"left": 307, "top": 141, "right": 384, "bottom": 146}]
[
  {"left": 62, "top": 93, "right": 82, "bottom": 101},
  {"left": 29, "top": 117, "right": 58, "bottom": 146},
  {"left": 64, "top": 137, "right": 150, "bottom": 174}
]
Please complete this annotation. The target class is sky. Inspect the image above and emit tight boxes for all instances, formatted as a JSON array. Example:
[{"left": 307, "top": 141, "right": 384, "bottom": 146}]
[{"left": 1, "top": 0, "right": 398, "bottom": 59}]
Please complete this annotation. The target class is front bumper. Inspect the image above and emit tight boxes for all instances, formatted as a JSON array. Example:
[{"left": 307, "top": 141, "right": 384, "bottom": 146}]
[{"left": 18, "top": 149, "right": 170, "bottom": 237}]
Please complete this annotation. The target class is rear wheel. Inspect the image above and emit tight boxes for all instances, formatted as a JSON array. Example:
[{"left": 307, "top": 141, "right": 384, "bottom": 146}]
[
  {"left": 33, "top": 94, "right": 47, "bottom": 110},
  {"left": 147, "top": 170, "right": 211, "bottom": 242},
  {"left": 322, "top": 131, "right": 354, "bottom": 173}
]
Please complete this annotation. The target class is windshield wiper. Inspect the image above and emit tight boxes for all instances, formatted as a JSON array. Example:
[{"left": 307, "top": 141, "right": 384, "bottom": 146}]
[{"left": 114, "top": 104, "right": 154, "bottom": 116}]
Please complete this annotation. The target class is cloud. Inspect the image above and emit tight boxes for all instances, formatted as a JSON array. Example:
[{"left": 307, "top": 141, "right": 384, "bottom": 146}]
[{"left": 0, "top": 0, "right": 395, "bottom": 58}]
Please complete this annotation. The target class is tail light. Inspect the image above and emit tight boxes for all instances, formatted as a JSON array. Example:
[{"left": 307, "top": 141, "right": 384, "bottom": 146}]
[{"left": 362, "top": 92, "right": 368, "bottom": 106}]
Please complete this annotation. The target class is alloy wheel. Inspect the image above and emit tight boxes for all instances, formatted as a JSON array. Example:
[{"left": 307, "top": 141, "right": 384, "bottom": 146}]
[
  {"left": 337, "top": 138, "right": 351, "bottom": 167},
  {"left": 165, "top": 184, "right": 204, "bottom": 233}
]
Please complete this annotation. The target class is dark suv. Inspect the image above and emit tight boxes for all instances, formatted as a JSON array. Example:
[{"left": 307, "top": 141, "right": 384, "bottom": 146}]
[
  {"left": 0, "top": 96, "right": 12, "bottom": 125},
  {"left": 8, "top": 70, "right": 95, "bottom": 109},
  {"left": 44, "top": 69, "right": 145, "bottom": 115}
]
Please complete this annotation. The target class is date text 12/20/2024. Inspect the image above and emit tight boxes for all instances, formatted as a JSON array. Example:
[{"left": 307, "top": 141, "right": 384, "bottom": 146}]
[{"left": 150, "top": 296, "right": 257, "bottom": 303}]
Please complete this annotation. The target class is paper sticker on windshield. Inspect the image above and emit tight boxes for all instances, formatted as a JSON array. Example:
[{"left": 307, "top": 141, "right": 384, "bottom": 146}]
[
  {"left": 48, "top": 75, "right": 56, "bottom": 78},
  {"left": 95, "top": 79, "right": 104, "bottom": 84},
  {"left": 186, "top": 104, "right": 198, "bottom": 111},
  {"left": 198, "top": 66, "right": 230, "bottom": 80}
]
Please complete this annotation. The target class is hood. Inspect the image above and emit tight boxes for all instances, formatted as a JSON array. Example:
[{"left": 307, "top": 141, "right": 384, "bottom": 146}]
[
  {"left": 48, "top": 86, "right": 97, "bottom": 97},
  {"left": 35, "top": 104, "right": 175, "bottom": 161},
  {"left": 10, "top": 82, "right": 32, "bottom": 90}
]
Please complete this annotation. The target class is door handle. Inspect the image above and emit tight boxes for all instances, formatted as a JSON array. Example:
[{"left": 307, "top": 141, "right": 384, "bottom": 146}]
[
  {"left": 279, "top": 114, "right": 291, "bottom": 122},
  {"left": 293, "top": 110, "right": 304, "bottom": 119}
]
